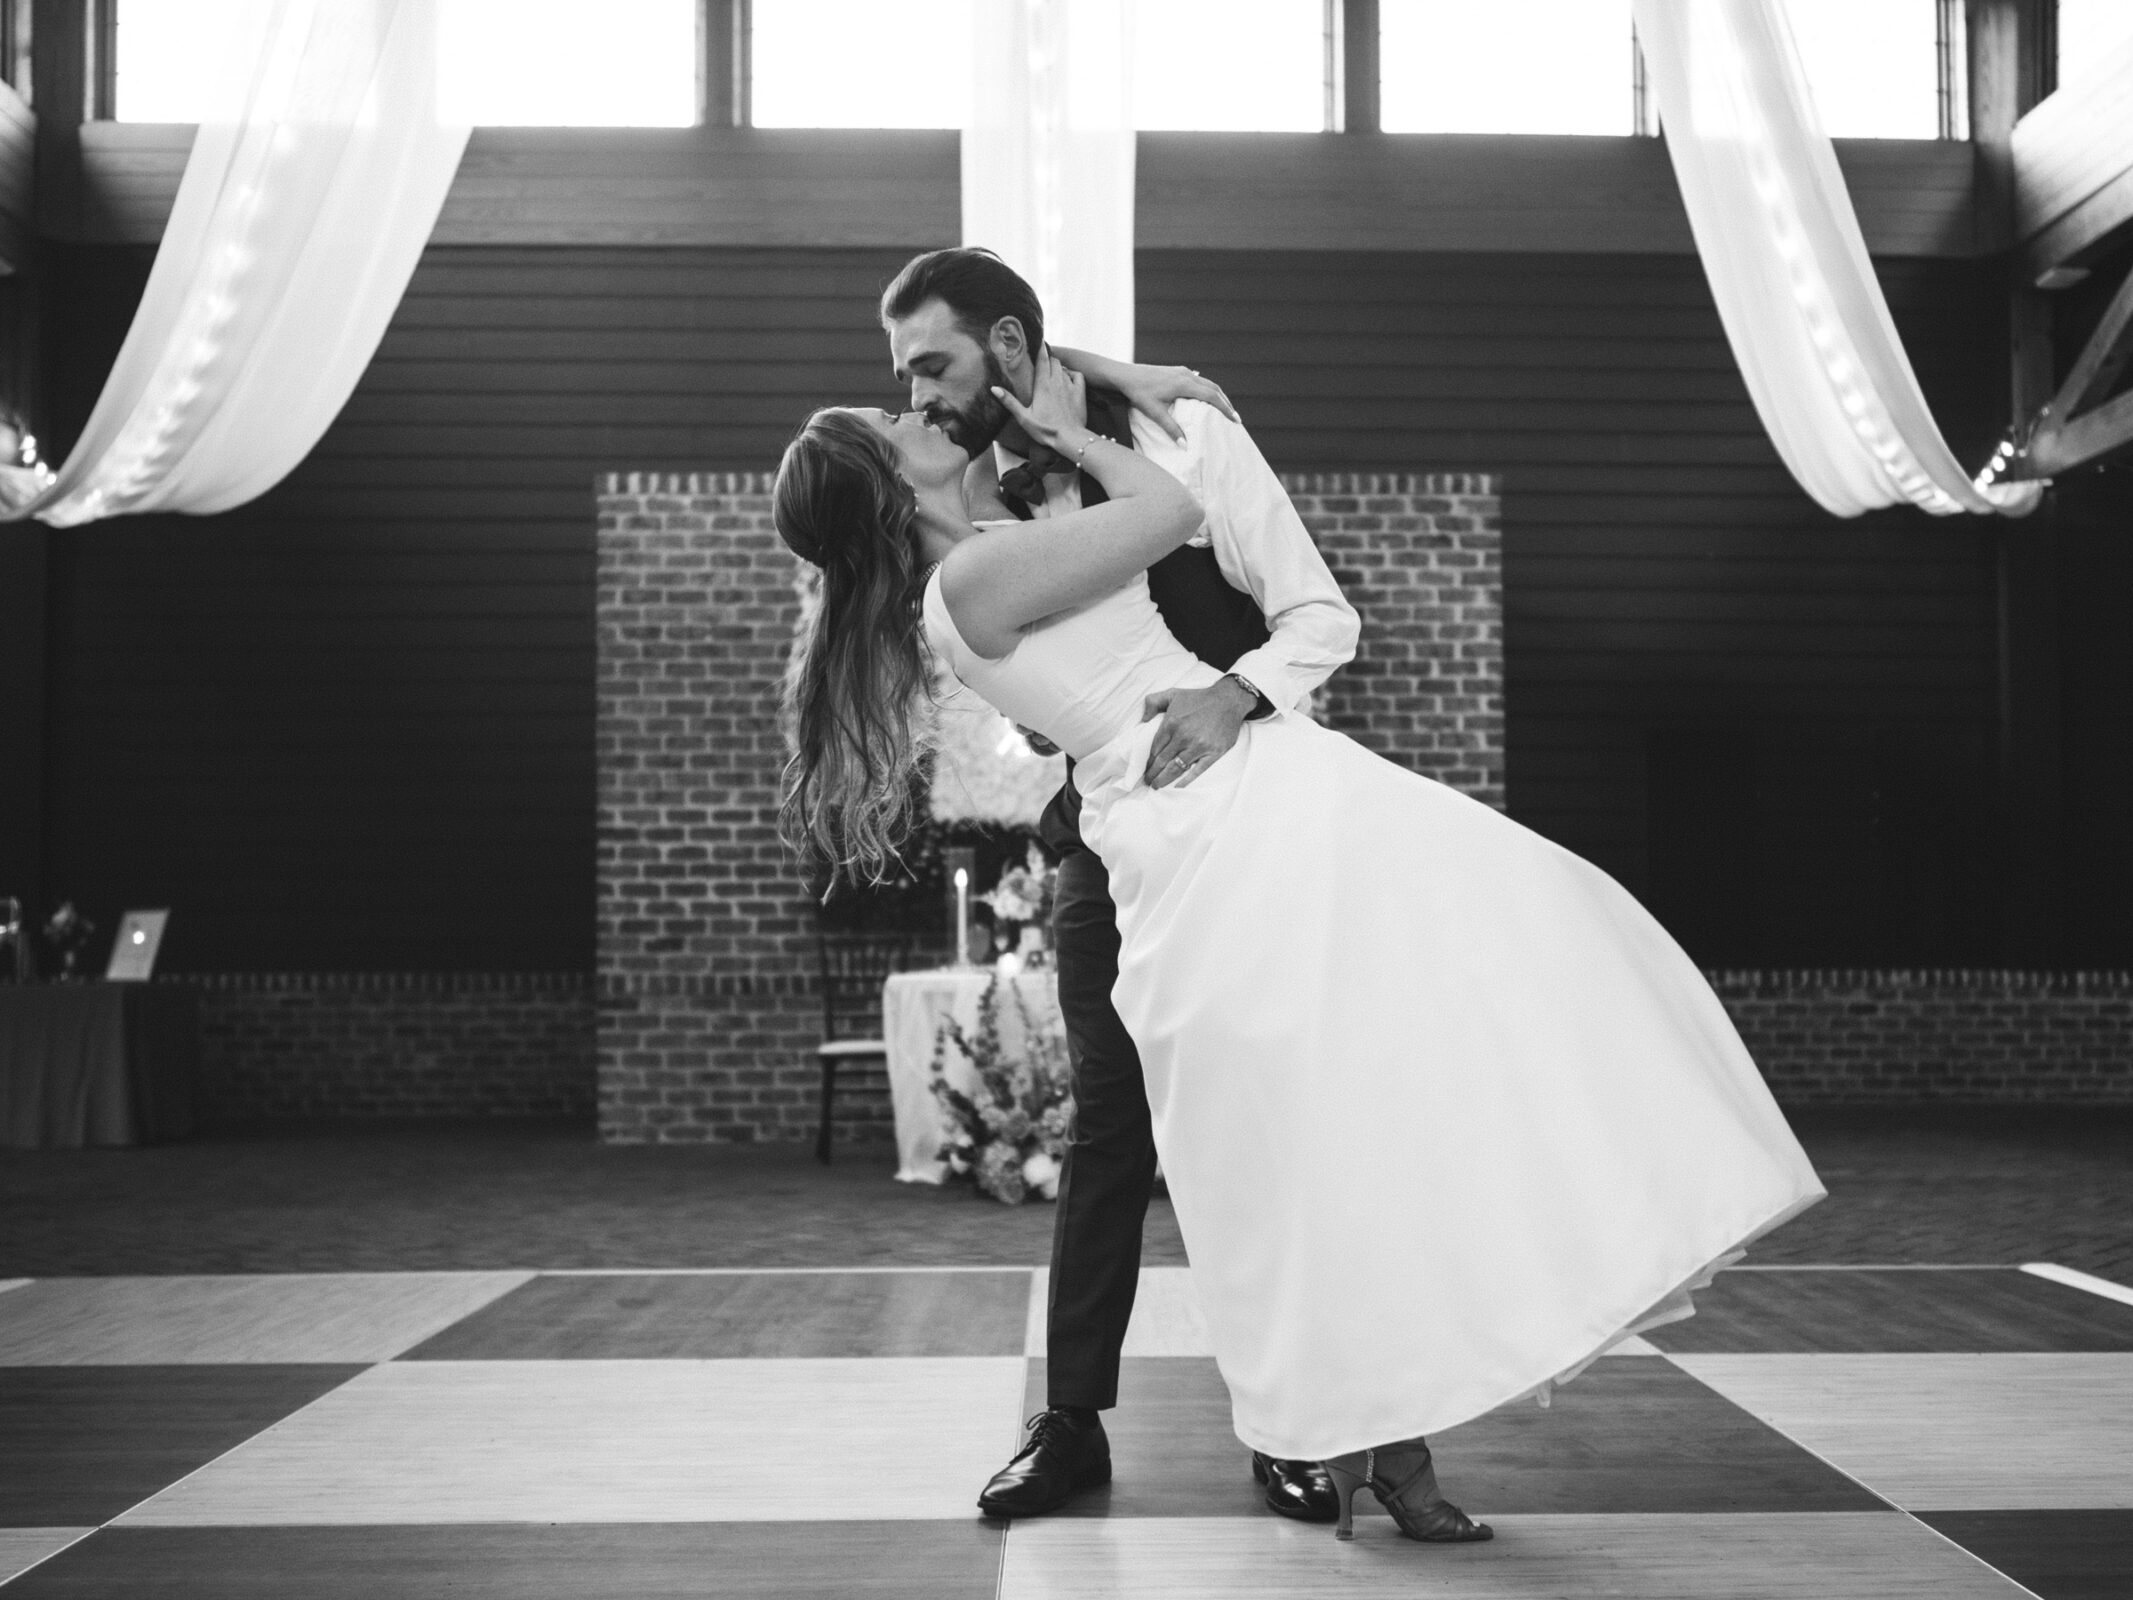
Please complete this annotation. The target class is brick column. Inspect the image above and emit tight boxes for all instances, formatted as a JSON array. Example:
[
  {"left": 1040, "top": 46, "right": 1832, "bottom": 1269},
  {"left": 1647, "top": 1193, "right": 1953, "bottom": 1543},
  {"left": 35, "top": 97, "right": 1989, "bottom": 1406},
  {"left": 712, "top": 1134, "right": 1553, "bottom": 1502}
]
[
  {"left": 594, "top": 468, "right": 1506, "bottom": 1144},
  {"left": 1291, "top": 473, "right": 1505, "bottom": 808},
  {"left": 597, "top": 472, "right": 824, "bottom": 1143}
]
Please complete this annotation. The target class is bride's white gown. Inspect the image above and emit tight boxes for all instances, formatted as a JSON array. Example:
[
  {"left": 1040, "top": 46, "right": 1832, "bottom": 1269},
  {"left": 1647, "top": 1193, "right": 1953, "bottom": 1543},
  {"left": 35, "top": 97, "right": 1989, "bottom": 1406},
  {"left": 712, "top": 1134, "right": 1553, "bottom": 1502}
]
[{"left": 924, "top": 566, "right": 1823, "bottom": 1462}]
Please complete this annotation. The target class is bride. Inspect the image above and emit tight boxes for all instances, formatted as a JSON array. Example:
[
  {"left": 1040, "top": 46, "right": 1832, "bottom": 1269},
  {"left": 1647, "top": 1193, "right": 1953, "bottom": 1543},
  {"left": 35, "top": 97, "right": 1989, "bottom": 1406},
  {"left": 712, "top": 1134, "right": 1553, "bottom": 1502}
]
[{"left": 774, "top": 351, "right": 1824, "bottom": 1544}]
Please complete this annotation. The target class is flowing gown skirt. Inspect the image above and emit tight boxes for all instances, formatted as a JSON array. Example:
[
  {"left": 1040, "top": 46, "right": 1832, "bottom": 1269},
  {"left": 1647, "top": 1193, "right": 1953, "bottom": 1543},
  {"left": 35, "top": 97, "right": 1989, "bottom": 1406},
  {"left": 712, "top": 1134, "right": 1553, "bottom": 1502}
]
[{"left": 1074, "top": 709, "right": 1824, "bottom": 1462}]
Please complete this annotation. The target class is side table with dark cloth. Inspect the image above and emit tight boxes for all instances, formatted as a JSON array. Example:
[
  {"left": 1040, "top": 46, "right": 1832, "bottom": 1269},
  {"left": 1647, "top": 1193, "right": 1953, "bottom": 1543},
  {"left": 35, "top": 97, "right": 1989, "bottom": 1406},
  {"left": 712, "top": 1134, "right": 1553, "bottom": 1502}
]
[{"left": 0, "top": 984, "right": 201, "bottom": 1148}]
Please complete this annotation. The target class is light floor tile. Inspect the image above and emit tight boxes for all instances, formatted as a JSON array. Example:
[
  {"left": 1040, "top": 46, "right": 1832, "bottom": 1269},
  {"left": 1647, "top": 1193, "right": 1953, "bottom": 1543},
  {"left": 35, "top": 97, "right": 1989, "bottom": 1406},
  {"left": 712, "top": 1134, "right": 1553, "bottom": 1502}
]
[
  {"left": 1119, "top": 1268, "right": 1211, "bottom": 1358},
  {"left": 1674, "top": 1353, "right": 2133, "bottom": 1510},
  {"left": 997, "top": 1512, "right": 2031, "bottom": 1598},
  {"left": 0, "top": 1530, "right": 93, "bottom": 1586},
  {"left": 118, "top": 1357, "right": 1028, "bottom": 1525},
  {"left": 1025, "top": 1269, "right": 1047, "bottom": 1356},
  {"left": 0, "top": 1274, "right": 533, "bottom": 1365}
]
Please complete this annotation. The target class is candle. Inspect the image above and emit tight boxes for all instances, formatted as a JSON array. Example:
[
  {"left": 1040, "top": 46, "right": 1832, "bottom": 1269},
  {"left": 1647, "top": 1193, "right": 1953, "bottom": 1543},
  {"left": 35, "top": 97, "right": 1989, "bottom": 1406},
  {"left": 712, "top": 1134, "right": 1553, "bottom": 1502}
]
[{"left": 954, "top": 867, "right": 971, "bottom": 968}]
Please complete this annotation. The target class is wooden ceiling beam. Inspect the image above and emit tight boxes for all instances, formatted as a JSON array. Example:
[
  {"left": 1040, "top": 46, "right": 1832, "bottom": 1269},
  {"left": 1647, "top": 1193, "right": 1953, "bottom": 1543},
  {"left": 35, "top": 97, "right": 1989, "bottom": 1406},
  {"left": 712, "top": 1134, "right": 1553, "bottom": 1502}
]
[
  {"left": 2019, "top": 259, "right": 2133, "bottom": 477},
  {"left": 2010, "top": 35, "right": 2133, "bottom": 279}
]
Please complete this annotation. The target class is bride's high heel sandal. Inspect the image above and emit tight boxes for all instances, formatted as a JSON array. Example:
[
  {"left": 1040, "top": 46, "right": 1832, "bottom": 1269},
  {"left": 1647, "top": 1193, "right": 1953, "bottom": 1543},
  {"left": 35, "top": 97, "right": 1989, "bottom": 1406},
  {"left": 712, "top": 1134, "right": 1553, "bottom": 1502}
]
[{"left": 1322, "top": 1437, "right": 1493, "bottom": 1544}]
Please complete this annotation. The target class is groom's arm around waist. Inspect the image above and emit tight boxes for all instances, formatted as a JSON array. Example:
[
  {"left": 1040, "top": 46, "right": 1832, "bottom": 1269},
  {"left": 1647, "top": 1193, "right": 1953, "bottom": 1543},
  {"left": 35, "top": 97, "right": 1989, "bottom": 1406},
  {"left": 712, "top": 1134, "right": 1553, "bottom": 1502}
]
[{"left": 1132, "top": 401, "right": 1359, "bottom": 712}]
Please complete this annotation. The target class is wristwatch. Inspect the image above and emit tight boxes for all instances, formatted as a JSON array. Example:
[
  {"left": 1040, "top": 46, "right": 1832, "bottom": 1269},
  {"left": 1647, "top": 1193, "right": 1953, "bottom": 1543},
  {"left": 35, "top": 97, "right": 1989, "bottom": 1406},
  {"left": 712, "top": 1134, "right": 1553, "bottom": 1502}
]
[{"left": 1222, "top": 672, "right": 1275, "bottom": 721}]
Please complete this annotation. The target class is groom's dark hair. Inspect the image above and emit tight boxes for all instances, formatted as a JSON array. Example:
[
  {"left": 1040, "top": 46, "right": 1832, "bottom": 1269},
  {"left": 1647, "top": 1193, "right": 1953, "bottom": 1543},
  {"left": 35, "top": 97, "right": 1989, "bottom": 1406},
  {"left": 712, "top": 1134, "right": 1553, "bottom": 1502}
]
[{"left": 880, "top": 248, "right": 1045, "bottom": 354}]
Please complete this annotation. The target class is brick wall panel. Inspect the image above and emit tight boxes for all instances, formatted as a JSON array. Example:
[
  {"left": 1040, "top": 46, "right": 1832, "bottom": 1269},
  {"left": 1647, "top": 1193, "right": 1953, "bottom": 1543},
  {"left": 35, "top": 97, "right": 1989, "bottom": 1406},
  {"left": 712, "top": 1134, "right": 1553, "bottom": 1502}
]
[{"left": 594, "top": 470, "right": 1505, "bottom": 1143}]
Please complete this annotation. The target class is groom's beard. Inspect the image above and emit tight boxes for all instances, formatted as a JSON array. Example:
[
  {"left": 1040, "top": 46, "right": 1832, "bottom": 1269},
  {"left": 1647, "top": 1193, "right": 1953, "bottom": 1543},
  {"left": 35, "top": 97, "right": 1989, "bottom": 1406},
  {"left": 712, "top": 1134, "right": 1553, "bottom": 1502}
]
[{"left": 924, "top": 350, "right": 1016, "bottom": 457}]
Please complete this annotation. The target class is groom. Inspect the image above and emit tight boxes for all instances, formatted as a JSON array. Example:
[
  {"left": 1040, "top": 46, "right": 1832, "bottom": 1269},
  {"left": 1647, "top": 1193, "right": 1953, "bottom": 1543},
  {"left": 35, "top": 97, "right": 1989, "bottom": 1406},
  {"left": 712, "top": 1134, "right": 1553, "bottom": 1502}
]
[{"left": 880, "top": 248, "right": 1361, "bottom": 1520}]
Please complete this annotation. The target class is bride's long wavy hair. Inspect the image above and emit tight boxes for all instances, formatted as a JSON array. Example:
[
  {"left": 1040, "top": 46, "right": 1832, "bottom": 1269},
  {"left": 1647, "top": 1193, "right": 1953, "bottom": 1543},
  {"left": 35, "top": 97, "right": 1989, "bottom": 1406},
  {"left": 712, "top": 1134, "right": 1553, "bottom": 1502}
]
[{"left": 774, "top": 408, "right": 936, "bottom": 885}]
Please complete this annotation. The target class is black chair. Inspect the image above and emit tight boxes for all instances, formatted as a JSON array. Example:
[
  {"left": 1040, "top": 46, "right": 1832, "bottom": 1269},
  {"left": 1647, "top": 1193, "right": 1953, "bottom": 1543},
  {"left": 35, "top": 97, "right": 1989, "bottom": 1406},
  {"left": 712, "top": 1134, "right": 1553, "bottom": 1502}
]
[{"left": 813, "top": 930, "right": 912, "bottom": 1163}]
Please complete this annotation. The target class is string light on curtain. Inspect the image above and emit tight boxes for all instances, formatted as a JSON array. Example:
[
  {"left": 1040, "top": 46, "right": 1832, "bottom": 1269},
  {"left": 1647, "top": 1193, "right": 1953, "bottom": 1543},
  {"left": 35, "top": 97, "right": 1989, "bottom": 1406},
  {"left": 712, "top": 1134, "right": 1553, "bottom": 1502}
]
[
  {"left": 1634, "top": 0, "right": 2039, "bottom": 519},
  {"left": 3, "top": 0, "right": 470, "bottom": 526}
]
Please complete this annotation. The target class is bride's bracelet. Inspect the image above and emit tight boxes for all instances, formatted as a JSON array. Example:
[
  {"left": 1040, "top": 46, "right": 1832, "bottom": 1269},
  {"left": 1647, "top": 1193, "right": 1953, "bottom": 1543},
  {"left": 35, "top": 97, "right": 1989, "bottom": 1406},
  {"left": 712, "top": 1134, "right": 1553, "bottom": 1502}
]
[{"left": 1071, "top": 433, "right": 1105, "bottom": 469}]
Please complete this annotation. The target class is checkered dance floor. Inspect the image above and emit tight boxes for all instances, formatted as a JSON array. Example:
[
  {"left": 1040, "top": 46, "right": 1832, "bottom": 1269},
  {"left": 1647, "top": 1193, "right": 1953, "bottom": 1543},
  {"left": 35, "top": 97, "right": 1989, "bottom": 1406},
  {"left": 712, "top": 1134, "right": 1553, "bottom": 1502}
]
[{"left": 2, "top": 1263, "right": 2129, "bottom": 1596}]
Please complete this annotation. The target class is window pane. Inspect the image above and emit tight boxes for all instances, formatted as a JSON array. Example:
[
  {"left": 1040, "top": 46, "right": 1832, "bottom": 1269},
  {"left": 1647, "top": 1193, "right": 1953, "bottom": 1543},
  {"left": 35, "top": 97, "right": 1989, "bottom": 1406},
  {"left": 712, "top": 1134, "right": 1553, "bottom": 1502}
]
[
  {"left": 116, "top": 0, "right": 696, "bottom": 126},
  {"left": 1381, "top": 0, "right": 1632, "bottom": 135},
  {"left": 754, "top": 0, "right": 1320, "bottom": 133},
  {"left": 116, "top": 0, "right": 261, "bottom": 121},
  {"left": 751, "top": 0, "right": 973, "bottom": 129},
  {"left": 439, "top": 0, "right": 694, "bottom": 126},
  {"left": 1130, "top": 0, "right": 1321, "bottom": 132},
  {"left": 2058, "top": 0, "right": 2133, "bottom": 94},
  {"left": 1781, "top": 0, "right": 1939, "bottom": 139}
]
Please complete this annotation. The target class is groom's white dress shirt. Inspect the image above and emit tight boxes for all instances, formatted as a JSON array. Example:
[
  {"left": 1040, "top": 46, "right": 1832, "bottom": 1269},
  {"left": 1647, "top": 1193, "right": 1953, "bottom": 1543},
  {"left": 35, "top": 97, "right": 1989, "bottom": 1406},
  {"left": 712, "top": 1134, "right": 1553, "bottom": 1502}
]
[{"left": 992, "top": 399, "right": 1359, "bottom": 714}]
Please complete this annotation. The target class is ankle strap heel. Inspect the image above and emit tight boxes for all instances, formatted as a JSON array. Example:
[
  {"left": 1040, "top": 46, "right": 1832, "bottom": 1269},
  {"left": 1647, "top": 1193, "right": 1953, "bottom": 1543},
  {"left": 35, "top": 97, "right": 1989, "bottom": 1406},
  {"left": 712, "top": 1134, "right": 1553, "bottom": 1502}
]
[
  {"left": 1319, "top": 1439, "right": 1493, "bottom": 1544},
  {"left": 1320, "top": 1454, "right": 1370, "bottom": 1540}
]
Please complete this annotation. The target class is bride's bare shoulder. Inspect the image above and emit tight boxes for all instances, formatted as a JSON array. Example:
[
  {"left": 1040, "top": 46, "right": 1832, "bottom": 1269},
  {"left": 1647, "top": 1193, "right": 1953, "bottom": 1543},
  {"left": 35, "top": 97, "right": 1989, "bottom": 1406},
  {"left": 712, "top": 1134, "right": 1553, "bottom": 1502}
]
[{"left": 935, "top": 535, "right": 1022, "bottom": 661}]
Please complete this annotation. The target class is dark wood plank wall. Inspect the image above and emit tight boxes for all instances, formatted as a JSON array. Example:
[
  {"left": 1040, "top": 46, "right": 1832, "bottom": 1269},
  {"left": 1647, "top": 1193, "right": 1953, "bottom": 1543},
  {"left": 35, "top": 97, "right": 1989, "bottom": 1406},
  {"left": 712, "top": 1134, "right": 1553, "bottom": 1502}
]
[
  {"left": 2048, "top": 236, "right": 2133, "bottom": 969},
  {"left": 38, "top": 246, "right": 914, "bottom": 972},
  {"left": 1137, "top": 250, "right": 2012, "bottom": 967},
  {"left": 66, "top": 127, "right": 1978, "bottom": 259},
  {"left": 35, "top": 238, "right": 2062, "bottom": 973}
]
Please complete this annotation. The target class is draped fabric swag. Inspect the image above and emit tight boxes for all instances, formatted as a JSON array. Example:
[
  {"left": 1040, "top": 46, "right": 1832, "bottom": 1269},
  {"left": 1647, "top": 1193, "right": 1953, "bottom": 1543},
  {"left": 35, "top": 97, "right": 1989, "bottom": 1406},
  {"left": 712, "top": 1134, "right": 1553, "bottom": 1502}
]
[
  {"left": 2, "top": 0, "right": 469, "bottom": 526},
  {"left": 1633, "top": 0, "right": 2041, "bottom": 519},
  {"left": 962, "top": 0, "right": 1136, "bottom": 358}
]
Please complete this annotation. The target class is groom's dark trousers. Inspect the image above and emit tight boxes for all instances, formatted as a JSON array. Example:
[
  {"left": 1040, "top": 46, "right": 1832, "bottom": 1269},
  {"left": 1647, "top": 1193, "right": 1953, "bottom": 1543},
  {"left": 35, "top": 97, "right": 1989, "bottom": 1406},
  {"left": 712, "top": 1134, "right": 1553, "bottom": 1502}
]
[{"left": 1021, "top": 392, "right": 1272, "bottom": 1410}]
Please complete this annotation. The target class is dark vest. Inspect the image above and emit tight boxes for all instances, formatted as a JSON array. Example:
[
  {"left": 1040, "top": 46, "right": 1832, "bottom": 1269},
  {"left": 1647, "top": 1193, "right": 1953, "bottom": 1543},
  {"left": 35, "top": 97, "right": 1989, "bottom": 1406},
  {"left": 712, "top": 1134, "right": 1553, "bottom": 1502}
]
[{"left": 1008, "top": 388, "right": 1270, "bottom": 855}]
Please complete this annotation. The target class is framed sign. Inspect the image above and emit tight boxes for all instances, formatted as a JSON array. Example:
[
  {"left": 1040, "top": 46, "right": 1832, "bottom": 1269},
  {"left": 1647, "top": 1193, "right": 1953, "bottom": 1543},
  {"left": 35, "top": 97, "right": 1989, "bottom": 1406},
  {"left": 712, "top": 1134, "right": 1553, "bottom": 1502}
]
[{"left": 105, "top": 910, "right": 170, "bottom": 981}]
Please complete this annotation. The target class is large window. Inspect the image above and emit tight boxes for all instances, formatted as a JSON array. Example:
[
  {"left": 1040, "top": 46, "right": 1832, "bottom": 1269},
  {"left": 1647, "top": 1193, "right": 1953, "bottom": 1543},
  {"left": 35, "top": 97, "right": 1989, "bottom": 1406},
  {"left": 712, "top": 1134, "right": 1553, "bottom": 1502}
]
[
  {"left": 1380, "top": 0, "right": 1948, "bottom": 140},
  {"left": 753, "top": 0, "right": 1323, "bottom": 132},
  {"left": 1381, "top": 0, "right": 1634, "bottom": 136},
  {"left": 2059, "top": 0, "right": 2133, "bottom": 94},
  {"left": 750, "top": 0, "right": 972, "bottom": 129},
  {"left": 1128, "top": 0, "right": 1322, "bottom": 132},
  {"left": 108, "top": 0, "right": 1974, "bottom": 139},
  {"left": 1780, "top": 0, "right": 1942, "bottom": 139},
  {"left": 114, "top": 0, "right": 697, "bottom": 126},
  {"left": 438, "top": 0, "right": 695, "bottom": 126}
]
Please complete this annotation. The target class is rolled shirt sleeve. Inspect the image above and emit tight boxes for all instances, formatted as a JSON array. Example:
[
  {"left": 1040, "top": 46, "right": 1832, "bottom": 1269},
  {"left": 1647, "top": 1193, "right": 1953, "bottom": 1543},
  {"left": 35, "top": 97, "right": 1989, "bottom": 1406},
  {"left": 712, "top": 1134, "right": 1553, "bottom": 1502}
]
[{"left": 1132, "top": 401, "right": 1360, "bottom": 712}]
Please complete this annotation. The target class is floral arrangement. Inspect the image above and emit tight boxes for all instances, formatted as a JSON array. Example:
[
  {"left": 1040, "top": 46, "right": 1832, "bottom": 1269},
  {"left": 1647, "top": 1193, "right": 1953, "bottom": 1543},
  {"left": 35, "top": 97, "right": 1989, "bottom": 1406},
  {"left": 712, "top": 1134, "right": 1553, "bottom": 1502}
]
[
  {"left": 930, "top": 973, "right": 1075, "bottom": 1205},
  {"left": 978, "top": 844, "right": 1056, "bottom": 952}
]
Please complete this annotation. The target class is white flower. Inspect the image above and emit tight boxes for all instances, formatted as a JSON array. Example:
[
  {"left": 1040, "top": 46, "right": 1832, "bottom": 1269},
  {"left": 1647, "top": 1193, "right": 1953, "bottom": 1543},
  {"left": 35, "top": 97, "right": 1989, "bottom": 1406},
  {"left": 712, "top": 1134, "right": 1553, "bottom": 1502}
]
[{"left": 1022, "top": 1149, "right": 1061, "bottom": 1200}]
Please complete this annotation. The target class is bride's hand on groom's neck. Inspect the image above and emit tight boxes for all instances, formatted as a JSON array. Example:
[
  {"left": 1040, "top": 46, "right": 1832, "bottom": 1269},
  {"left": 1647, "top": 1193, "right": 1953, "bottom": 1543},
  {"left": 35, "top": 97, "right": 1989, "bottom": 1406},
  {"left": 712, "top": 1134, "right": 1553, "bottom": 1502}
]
[{"left": 997, "top": 351, "right": 1088, "bottom": 452}]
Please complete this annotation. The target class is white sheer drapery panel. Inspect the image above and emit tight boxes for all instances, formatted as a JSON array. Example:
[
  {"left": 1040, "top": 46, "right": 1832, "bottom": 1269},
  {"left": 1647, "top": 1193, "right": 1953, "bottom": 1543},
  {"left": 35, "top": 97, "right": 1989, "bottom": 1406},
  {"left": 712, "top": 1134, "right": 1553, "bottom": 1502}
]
[
  {"left": 6, "top": 0, "right": 469, "bottom": 527},
  {"left": 1633, "top": 0, "right": 2040, "bottom": 518},
  {"left": 963, "top": 0, "right": 1135, "bottom": 357}
]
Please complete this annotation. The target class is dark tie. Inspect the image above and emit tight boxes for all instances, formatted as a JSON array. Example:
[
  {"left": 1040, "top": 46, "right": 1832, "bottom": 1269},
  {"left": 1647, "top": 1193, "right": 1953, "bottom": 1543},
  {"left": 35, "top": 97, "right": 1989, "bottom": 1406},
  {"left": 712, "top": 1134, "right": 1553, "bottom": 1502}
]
[{"left": 998, "top": 442, "right": 1076, "bottom": 514}]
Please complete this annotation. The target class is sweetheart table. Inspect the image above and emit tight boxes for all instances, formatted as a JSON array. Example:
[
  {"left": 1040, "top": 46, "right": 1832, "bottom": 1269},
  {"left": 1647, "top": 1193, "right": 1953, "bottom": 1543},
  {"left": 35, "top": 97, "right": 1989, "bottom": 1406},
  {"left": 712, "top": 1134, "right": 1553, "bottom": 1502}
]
[{"left": 882, "top": 965, "right": 1065, "bottom": 1183}]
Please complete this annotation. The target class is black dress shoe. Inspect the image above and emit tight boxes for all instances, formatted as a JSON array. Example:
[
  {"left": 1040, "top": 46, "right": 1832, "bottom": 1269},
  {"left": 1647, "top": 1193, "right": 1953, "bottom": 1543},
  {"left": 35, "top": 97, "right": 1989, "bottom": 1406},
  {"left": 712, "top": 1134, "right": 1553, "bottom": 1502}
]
[
  {"left": 1251, "top": 1451, "right": 1339, "bottom": 1522},
  {"left": 977, "top": 1409, "right": 1112, "bottom": 1517}
]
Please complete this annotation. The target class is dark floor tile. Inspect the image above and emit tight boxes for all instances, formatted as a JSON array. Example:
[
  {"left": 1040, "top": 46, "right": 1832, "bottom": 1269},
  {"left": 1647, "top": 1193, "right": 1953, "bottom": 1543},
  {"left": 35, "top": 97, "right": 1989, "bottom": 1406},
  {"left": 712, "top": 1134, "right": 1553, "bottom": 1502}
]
[
  {"left": 0, "top": 1122, "right": 1187, "bottom": 1273},
  {"left": 1021, "top": 1357, "right": 1269, "bottom": 1518},
  {"left": 1920, "top": 1510, "right": 2133, "bottom": 1600},
  {"left": 3, "top": 1522, "right": 1002, "bottom": 1599},
  {"left": 402, "top": 1271, "right": 1029, "bottom": 1359},
  {"left": 5, "top": 1108, "right": 2125, "bottom": 1277},
  {"left": 1432, "top": 1360, "right": 1890, "bottom": 1514},
  {"left": 1647, "top": 1268, "right": 2133, "bottom": 1353},
  {"left": 0, "top": 1366, "right": 364, "bottom": 1526},
  {"left": 1023, "top": 1356, "right": 1889, "bottom": 1518}
]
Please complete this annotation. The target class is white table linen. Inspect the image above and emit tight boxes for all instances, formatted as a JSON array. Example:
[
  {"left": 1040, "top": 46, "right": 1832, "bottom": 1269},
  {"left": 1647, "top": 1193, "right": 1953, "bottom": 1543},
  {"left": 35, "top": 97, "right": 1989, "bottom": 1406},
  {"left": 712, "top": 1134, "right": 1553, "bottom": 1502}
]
[{"left": 883, "top": 966, "right": 1065, "bottom": 1184}]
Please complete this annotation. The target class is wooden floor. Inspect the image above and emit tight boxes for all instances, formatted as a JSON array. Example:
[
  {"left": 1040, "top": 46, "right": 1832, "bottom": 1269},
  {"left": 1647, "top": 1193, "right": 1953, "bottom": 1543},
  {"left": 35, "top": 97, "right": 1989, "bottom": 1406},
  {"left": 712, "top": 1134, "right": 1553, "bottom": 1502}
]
[{"left": 3, "top": 1260, "right": 2130, "bottom": 1596}]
